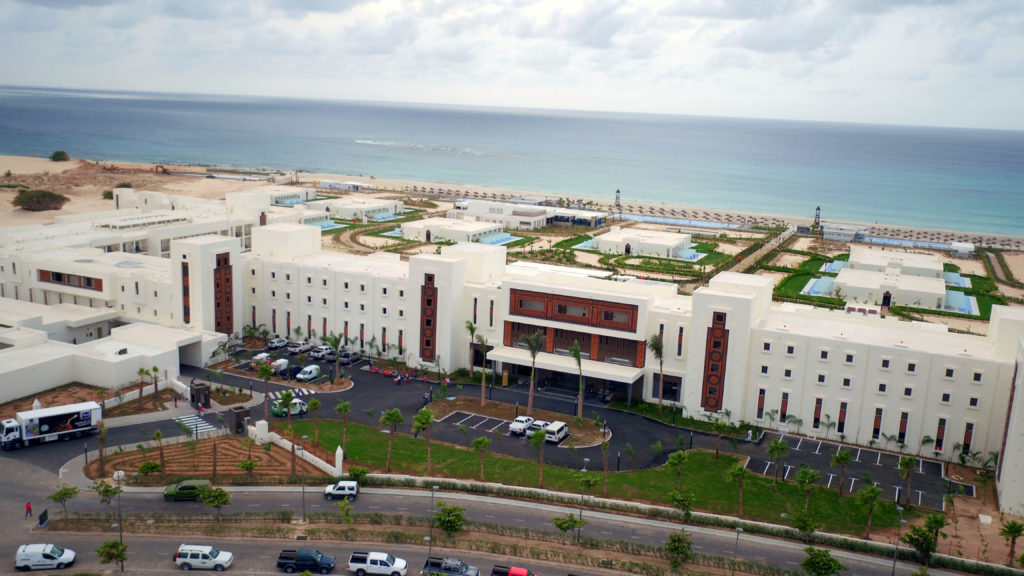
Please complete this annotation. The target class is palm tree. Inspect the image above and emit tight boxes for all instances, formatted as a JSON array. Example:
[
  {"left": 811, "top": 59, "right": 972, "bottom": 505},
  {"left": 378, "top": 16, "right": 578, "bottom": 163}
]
[
  {"left": 471, "top": 436, "right": 491, "bottom": 480},
  {"left": 768, "top": 438, "right": 790, "bottom": 485},
  {"left": 786, "top": 415, "right": 804, "bottom": 435},
  {"left": 97, "top": 421, "right": 107, "bottom": 476},
  {"left": 335, "top": 401, "right": 351, "bottom": 453},
  {"left": 822, "top": 414, "right": 836, "bottom": 440},
  {"left": 306, "top": 398, "right": 321, "bottom": 445},
  {"left": 856, "top": 484, "right": 883, "bottom": 539},
  {"left": 464, "top": 321, "right": 477, "bottom": 377},
  {"left": 795, "top": 465, "right": 821, "bottom": 510},
  {"left": 765, "top": 408, "right": 779, "bottom": 430},
  {"left": 136, "top": 367, "right": 150, "bottom": 408},
  {"left": 601, "top": 440, "right": 610, "bottom": 497},
  {"left": 278, "top": 390, "right": 296, "bottom": 429},
  {"left": 258, "top": 326, "right": 270, "bottom": 347},
  {"left": 476, "top": 334, "right": 489, "bottom": 408},
  {"left": 647, "top": 333, "right": 665, "bottom": 413},
  {"left": 898, "top": 455, "right": 917, "bottom": 508},
  {"left": 380, "top": 408, "right": 404, "bottom": 473},
  {"left": 728, "top": 463, "right": 749, "bottom": 517},
  {"left": 151, "top": 430, "right": 165, "bottom": 480},
  {"left": 413, "top": 408, "right": 434, "bottom": 476},
  {"left": 529, "top": 429, "right": 546, "bottom": 488},
  {"left": 831, "top": 449, "right": 853, "bottom": 498},
  {"left": 322, "top": 332, "right": 343, "bottom": 383},
  {"left": 1000, "top": 520, "right": 1024, "bottom": 567},
  {"left": 257, "top": 363, "right": 274, "bottom": 422},
  {"left": 519, "top": 330, "right": 545, "bottom": 416},
  {"left": 151, "top": 365, "right": 160, "bottom": 408},
  {"left": 667, "top": 450, "right": 688, "bottom": 490},
  {"left": 569, "top": 340, "right": 584, "bottom": 419},
  {"left": 712, "top": 420, "right": 731, "bottom": 459}
]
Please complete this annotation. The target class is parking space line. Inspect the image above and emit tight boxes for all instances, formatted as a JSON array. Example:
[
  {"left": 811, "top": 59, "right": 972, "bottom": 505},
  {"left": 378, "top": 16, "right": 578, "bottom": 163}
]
[
  {"left": 761, "top": 461, "right": 771, "bottom": 475},
  {"left": 487, "top": 421, "right": 506, "bottom": 432},
  {"left": 848, "top": 478, "right": 857, "bottom": 493},
  {"left": 783, "top": 464, "right": 794, "bottom": 480},
  {"left": 875, "top": 452, "right": 883, "bottom": 466},
  {"left": 893, "top": 485, "right": 902, "bottom": 503},
  {"left": 854, "top": 448, "right": 862, "bottom": 462},
  {"left": 454, "top": 414, "right": 475, "bottom": 426},
  {"left": 813, "top": 441, "right": 822, "bottom": 455},
  {"left": 826, "top": 473, "right": 836, "bottom": 488},
  {"left": 471, "top": 418, "right": 490, "bottom": 429},
  {"left": 436, "top": 411, "right": 465, "bottom": 422},
  {"left": 794, "top": 438, "right": 803, "bottom": 451},
  {"left": 916, "top": 490, "right": 924, "bottom": 506}
]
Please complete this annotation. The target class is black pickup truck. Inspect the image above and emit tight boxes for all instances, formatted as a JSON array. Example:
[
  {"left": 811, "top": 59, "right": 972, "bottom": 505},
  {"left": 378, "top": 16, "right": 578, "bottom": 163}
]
[
  {"left": 421, "top": 557, "right": 480, "bottom": 576},
  {"left": 277, "top": 548, "right": 337, "bottom": 574}
]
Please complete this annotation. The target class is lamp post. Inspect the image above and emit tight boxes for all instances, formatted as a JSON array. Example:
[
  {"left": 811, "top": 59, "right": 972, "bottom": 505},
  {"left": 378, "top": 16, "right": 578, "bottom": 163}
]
[
  {"left": 731, "top": 526, "right": 743, "bottom": 576},
  {"left": 892, "top": 505, "right": 906, "bottom": 576},
  {"left": 578, "top": 458, "right": 590, "bottom": 544},
  {"left": 298, "top": 435, "right": 307, "bottom": 522},
  {"left": 428, "top": 485, "right": 439, "bottom": 558},
  {"left": 113, "top": 470, "right": 125, "bottom": 572}
]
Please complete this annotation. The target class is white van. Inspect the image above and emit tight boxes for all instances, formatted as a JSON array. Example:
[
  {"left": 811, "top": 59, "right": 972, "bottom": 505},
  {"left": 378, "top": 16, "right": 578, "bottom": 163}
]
[
  {"left": 15, "top": 543, "right": 77, "bottom": 571},
  {"left": 545, "top": 421, "right": 569, "bottom": 443},
  {"left": 295, "top": 365, "right": 321, "bottom": 382},
  {"left": 173, "top": 544, "right": 234, "bottom": 571},
  {"left": 272, "top": 398, "right": 307, "bottom": 417}
]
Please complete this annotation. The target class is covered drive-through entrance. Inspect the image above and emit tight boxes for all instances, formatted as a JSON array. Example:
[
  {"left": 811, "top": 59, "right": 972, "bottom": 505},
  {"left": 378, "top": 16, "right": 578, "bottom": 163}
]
[{"left": 486, "top": 345, "right": 644, "bottom": 406}]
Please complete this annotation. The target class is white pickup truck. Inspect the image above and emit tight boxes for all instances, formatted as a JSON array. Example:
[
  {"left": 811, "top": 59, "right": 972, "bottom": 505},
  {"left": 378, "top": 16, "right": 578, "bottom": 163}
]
[
  {"left": 508, "top": 416, "right": 534, "bottom": 435},
  {"left": 348, "top": 551, "right": 407, "bottom": 576}
]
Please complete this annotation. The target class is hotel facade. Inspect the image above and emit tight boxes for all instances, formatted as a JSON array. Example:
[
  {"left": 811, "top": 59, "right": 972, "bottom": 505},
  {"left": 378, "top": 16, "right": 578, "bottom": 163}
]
[{"left": 1, "top": 191, "right": 1023, "bottom": 515}]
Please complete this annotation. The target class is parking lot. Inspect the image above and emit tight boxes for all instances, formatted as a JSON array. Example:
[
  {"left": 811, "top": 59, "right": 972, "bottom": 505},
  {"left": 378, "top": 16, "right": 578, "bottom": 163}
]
[
  {"left": 744, "top": 432, "right": 963, "bottom": 509},
  {"left": 231, "top": 344, "right": 364, "bottom": 386},
  {"left": 437, "top": 411, "right": 511, "bottom": 435}
]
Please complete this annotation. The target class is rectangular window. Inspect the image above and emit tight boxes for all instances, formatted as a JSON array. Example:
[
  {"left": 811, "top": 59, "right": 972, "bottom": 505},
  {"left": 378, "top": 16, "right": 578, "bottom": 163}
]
[
  {"left": 344, "top": 281, "right": 349, "bottom": 289},
  {"left": 813, "top": 398, "right": 823, "bottom": 428},
  {"left": 973, "top": 371, "right": 982, "bottom": 383},
  {"left": 757, "top": 389, "right": 766, "bottom": 419},
  {"left": 845, "top": 353, "right": 854, "bottom": 364},
  {"left": 382, "top": 287, "right": 388, "bottom": 295},
  {"left": 677, "top": 327, "right": 684, "bottom": 356},
  {"left": 817, "top": 374, "right": 826, "bottom": 384},
  {"left": 286, "top": 292, "right": 291, "bottom": 300},
  {"left": 878, "top": 383, "right": 887, "bottom": 393},
  {"left": 780, "top": 392, "right": 789, "bottom": 420},
  {"left": 898, "top": 412, "right": 909, "bottom": 444},
  {"left": 881, "top": 358, "right": 890, "bottom": 369},
  {"left": 360, "top": 284, "right": 365, "bottom": 292},
  {"left": 935, "top": 417, "right": 946, "bottom": 451},
  {"left": 323, "top": 279, "right": 327, "bottom": 286},
  {"left": 251, "top": 269, "right": 255, "bottom": 276},
  {"left": 285, "top": 274, "right": 290, "bottom": 281},
  {"left": 307, "top": 296, "right": 311, "bottom": 303},
  {"left": 820, "top": 350, "right": 829, "bottom": 360},
  {"left": 907, "top": 362, "right": 916, "bottom": 373},
  {"left": 322, "top": 298, "right": 327, "bottom": 305},
  {"left": 945, "top": 368, "right": 955, "bottom": 378},
  {"left": 763, "top": 342, "right": 771, "bottom": 351},
  {"left": 963, "top": 422, "right": 974, "bottom": 453},
  {"left": 399, "top": 289, "right": 405, "bottom": 297},
  {"left": 271, "top": 272, "right": 276, "bottom": 279},
  {"left": 941, "top": 392, "right": 951, "bottom": 403},
  {"left": 473, "top": 297, "right": 478, "bottom": 325},
  {"left": 969, "top": 397, "right": 979, "bottom": 408},
  {"left": 872, "top": 408, "right": 883, "bottom": 440},
  {"left": 761, "top": 365, "right": 769, "bottom": 375},
  {"left": 784, "top": 368, "right": 792, "bottom": 378},
  {"left": 382, "top": 307, "right": 387, "bottom": 315},
  {"left": 359, "top": 304, "right": 365, "bottom": 311},
  {"left": 489, "top": 300, "right": 494, "bottom": 327},
  {"left": 786, "top": 345, "right": 795, "bottom": 355},
  {"left": 307, "top": 277, "right": 312, "bottom": 284},
  {"left": 904, "top": 387, "right": 912, "bottom": 397},
  {"left": 837, "top": 402, "right": 847, "bottom": 434},
  {"left": 842, "top": 377, "right": 852, "bottom": 388}
]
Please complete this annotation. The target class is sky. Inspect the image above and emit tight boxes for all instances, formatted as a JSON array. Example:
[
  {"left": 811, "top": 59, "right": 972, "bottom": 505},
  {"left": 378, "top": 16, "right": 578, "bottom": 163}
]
[{"left": 2, "top": 0, "right": 1023, "bottom": 130}]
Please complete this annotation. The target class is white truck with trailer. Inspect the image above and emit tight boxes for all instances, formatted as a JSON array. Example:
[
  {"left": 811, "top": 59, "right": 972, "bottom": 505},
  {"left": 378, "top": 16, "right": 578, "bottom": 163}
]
[{"left": 2, "top": 401, "right": 103, "bottom": 450}]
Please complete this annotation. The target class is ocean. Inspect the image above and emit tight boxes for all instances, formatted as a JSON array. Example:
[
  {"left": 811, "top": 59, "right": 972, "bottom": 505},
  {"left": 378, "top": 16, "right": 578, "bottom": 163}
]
[{"left": 1, "top": 85, "right": 1022, "bottom": 236}]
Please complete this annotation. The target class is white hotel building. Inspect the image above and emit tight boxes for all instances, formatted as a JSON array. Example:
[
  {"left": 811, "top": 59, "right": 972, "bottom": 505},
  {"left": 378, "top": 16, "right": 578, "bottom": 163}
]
[{"left": 1, "top": 192, "right": 1024, "bottom": 515}]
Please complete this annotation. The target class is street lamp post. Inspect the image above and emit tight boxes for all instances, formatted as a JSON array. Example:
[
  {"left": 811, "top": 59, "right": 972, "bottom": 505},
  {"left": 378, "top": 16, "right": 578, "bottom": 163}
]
[
  {"left": 428, "top": 485, "right": 439, "bottom": 558},
  {"left": 731, "top": 526, "right": 743, "bottom": 576},
  {"left": 298, "top": 435, "right": 307, "bottom": 522},
  {"left": 578, "top": 458, "right": 590, "bottom": 544},
  {"left": 113, "top": 470, "right": 125, "bottom": 572},
  {"left": 892, "top": 505, "right": 906, "bottom": 576}
]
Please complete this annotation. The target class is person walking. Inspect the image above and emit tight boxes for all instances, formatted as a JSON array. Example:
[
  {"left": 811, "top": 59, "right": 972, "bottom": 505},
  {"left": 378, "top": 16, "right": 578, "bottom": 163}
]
[{"left": 25, "top": 501, "right": 32, "bottom": 518}]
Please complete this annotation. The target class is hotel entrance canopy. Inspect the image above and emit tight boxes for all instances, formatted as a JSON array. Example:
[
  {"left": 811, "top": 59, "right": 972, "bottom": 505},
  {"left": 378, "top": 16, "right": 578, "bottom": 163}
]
[{"left": 486, "top": 345, "right": 644, "bottom": 384}]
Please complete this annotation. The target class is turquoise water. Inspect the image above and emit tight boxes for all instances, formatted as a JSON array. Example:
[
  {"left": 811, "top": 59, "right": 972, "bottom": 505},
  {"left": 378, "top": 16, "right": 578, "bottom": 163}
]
[{"left": 1, "top": 86, "right": 1022, "bottom": 236}]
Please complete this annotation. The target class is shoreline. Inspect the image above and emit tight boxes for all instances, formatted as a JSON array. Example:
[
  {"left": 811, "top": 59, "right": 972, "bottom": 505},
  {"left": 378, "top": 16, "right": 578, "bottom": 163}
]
[{"left": 2, "top": 153, "right": 1021, "bottom": 249}]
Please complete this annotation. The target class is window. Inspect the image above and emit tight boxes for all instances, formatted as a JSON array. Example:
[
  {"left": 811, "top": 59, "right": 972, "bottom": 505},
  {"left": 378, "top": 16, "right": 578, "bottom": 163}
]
[
  {"left": 399, "top": 309, "right": 404, "bottom": 317},
  {"left": 381, "top": 307, "right": 387, "bottom": 315},
  {"left": 382, "top": 287, "right": 388, "bottom": 295},
  {"left": 757, "top": 389, "right": 766, "bottom": 419},
  {"left": 344, "top": 281, "right": 349, "bottom": 289},
  {"left": 903, "top": 387, "right": 912, "bottom": 397},
  {"left": 845, "top": 353, "right": 854, "bottom": 364},
  {"left": 945, "top": 368, "right": 954, "bottom": 378},
  {"left": 878, "top": 383, "right": 887, "bottom": 393},
  {"left": 813, "top": 398, "right": 823, "bottom": 428},
  {"left": 784, "top": 369, "right": 792, "bottom": 378},
  {"left": 837, "top": 402, "right": 848, "bottom": 433},
  {"left": 820, "top": 350, "right": 829, "bottom": 360},
  {"left": 907, "top": 362, "right": 916, "bottom": 373},
  {"left": 271, "top": 290, "right": 276, "bottom": 298},
  {"left": 322, "top": 298, "right": 327, "bottom": 305},
  {"left": 761, "top": 365, "right": 768, "bottom": 375},
  {"left": 898, "top": 412, "right": 909, "bottom": 444},
  {"left": 763, "top": 342, "right": 771, "bottom": 351},
  {"left": 344, "top": 302, "right": 349, "bottom": 309},
  {"left": 842, "top": 377, "right": 852, "bottom": 388},
  {"left": 973, "top": 371, "right": 982, "bottom": 383},
  {"left": 941, "top": 392, "right": 951, "bottom": 403},
  {"left": 780, "top": 392, "right": 789, "bottom": 420},
  {"left": 307, "top": 277, "right": 311, "bottom": 284},
  {"left": 251, "top": 269, "right": 255, "bottom": 276},
  {"left": 714, "top": 312, "right": 725, "bottom": 323},
  {"left": 786, "top": 345, "right": 795, "bottom": 355},
  {"left": 271, "top": 272, "right": 276, "bottom": 279},
  {"left": 872, "top": 408, "right": 884, "bottom": 440},
  {"left": 285, "top": 273, "right": 291, "bottom": 281},
  {"left": 285, "top": 292, "right": 291, "bottom": 300},
  {"left": 307, "top": 296, "right": 311, "bottom": 303},
  {"left": 251, "top": 287, "right": 256, "bottom": 294},
  {"left": 817, "top": 374, "right": 826, "bottom": 384},
  {"left": 935, "top": 417, "right": 946, "bottom": 451},
  {"left": 360, "top": 284, "right": 365, "bottom": 292},
  {"left": 359, "top": 304, "right": 365, "bottom": 311},
  {"left": 322, "top": 279, "right": 327, "bottom": 287},
  {"left": 399, "top": 289, "right": 405, "bottom": 297},
  {"left": 881, "top": 358, "right": 890, "bottom": 369},
  {"left": 963, "top": 422, "right": 974, "bottom": 453},
  {"left": 969, "top": 397, "right": 979, "bottom": 408}
]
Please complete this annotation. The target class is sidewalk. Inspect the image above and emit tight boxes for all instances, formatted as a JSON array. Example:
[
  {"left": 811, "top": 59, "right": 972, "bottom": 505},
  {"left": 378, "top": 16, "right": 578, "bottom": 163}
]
[{"left": 103, "top": 383, "right": 265, "bottom": 429}]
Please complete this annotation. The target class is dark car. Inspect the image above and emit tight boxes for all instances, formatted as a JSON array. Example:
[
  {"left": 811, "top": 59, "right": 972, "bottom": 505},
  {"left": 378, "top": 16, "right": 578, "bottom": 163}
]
[{"left": 163, "top": 479, "right": 211, "bottom": 501}]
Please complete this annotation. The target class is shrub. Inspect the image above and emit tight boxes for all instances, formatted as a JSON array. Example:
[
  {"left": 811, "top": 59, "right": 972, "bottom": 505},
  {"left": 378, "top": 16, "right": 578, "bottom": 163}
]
[
  {"left": 102, "top": 190, "right": 114, "bottom": 199},
  {"left": 12, "top": 189, "right": 70, "bottom": 211},
  {"left": 347, "top": 466, "right": 369, "bottom": 484},
  {"left": 115, "top": 182, "right": 133, "bottom": 189},
  {"left": 49, "top": 150, "right": 70, "bottom": 162}
]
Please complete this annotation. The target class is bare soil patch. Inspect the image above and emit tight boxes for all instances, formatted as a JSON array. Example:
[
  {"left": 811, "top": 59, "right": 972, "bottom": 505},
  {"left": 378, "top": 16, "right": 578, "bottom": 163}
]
[
  {"left": 769, "top": 252, "right": 807, "bottom": 268},
  {"left": 0, "top": 383, "right": 108, "bottom": 419}
]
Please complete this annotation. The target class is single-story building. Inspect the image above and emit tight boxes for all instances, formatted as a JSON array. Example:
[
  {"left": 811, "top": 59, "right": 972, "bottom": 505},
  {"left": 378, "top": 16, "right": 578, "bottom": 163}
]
[
  {"left": 401, "top": 217, "right": 503, "bottom": 244},
  {"left": 833, "top": 268, "right": 946, "bottom": 308},
  {"left": 593, "top": 226, "right": 691, "bottom": 258}
]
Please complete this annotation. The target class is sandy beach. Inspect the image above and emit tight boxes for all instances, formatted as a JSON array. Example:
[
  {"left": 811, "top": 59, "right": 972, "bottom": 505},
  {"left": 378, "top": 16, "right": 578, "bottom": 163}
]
[{"left": 3, "top": 153, "right": 1023, "bottom": 253}]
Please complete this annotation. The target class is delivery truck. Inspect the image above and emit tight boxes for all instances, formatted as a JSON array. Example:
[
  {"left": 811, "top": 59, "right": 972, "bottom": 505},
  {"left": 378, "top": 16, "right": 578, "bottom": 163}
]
[{"left": 2, "top": 401, "right": 103, "bottom": 450}]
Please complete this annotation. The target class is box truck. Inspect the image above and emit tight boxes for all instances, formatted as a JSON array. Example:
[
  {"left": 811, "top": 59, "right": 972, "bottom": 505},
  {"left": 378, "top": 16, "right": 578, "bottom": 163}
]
[{"left": 2, "top": 401, "right": 103, "bottom": 450}]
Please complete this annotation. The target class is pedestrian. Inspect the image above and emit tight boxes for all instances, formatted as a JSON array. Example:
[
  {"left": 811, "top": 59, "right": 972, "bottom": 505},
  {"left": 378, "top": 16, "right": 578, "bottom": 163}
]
[
  {"left": 25, "top": 501, "right": 31, "bottom": 518},
  {"left": 174, "top": 395, "right": 178, "bottom": 408},
  {"left": 198, "top": 402, "right": 204, "bottom": 416},
  {"left": 422, "top": 391, "right": 430, "bottom": 406}
]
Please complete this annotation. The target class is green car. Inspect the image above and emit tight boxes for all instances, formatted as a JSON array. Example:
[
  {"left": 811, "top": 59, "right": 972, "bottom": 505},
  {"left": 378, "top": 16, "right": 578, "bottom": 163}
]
[{"left": 163, "top": 479, "right": 211, "bottom": 501}]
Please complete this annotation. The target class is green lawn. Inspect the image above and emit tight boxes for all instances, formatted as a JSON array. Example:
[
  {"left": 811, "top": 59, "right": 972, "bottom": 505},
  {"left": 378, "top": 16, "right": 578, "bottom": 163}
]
[{"left": 288, "top": 420, "right": 904, "bottom": 535}]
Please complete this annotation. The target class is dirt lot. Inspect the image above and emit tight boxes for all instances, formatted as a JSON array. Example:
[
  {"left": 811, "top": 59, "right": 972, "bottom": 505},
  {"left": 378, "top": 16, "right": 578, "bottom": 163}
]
[
  {"left": 770, "top": 252, "right": 808, "bottom": 268},
  {"left": 0, "top": 383, "right": 109, "bottom": 419}
]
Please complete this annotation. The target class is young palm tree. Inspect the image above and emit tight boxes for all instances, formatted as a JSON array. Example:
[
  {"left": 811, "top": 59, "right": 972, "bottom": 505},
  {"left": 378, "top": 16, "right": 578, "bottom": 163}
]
[
  {"left": 898, "top": 455, "right": 917, "bottom": 508},
  {"left": 380, "top": 408, "right": 404, "bottom": 473},
  {"left": 278, "top": 390, "right": 296, "bottom": 429},
  {"left": 151, "top": 430, "right": 165, "bottom": 480},
  {"left": 647, "top": 333, "right": 665, "bottom": 413},
  {"left": 151, "top": 365, "right": 160, "bottom": 408},
  {"left": 257, "top": 363, "right": 274, "bottom": 422},
  {"left": 97, "top": 421, "right": 107, "bottom": 476},
  {"left": 137, "top": 367, "right": 150, "bottom": 408},
  {"left": 413, "top": 408, "right": 434, "bottom": 476},
  {"left": 728, "top": 463, "right": 749, "bottom": 517},
  {"left": 464, "top": 321, "right": 477, "bottom": 377},
  {"left": 476, "top": 334, "right": 489, "bottom": 408},
  {"left": 471, "top": 436, "right": 491, "bottom": 480},
  {"left": 712, "top": 420, "right": 731, "bottom": 459},
  {"left": 519, "top": 330, "right": 545, "bottom": 417},
  {"left": 831, "top": 449, "right": 853, "bottom": 497},
  {"left": 601, "top": 440, "right": 610, "bottom": 496},
  {"left": 322, "top": 332, "right": 343, "bottom": 383},
  {"left": 795, "top": 465, "right": 821, "bottom": 510},
  {"left": 569, "top": 340, "right": 584, "bottom": 419},
  {"left": 768, "top": 438, "right": 790, "bottom": 485},
  {"left": 856, "top": 484, "right": 883, "bottom": 539},
  {"left": 1000, "top": 520, "right": 1024, "bottom": 567},
  {"left": 529, "top": 429, "right": 546, "bottom": 488},
  {"left": 306, "top": 398, "right": 322, "bottom": 445},
  {"left": 335, "top": 400, "right": 351, "bottom": 453},
  {"left": 667, "top": 450, "right": 688, "bottom": 490}
]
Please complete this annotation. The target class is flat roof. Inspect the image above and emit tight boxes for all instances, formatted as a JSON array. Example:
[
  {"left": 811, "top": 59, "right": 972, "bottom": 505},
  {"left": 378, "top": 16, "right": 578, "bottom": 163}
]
[
  {"left": 596, "top": 227, "right": 690, "bottom": 246},
  {"left": 836, "top": 268, "right": 945, "bottom": 293},
  {"left": 849, "top": 245, "right": 941, "bottom": 271},
  {"left": 404, "top": 217, "right": 501, "bottom": 233}
]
